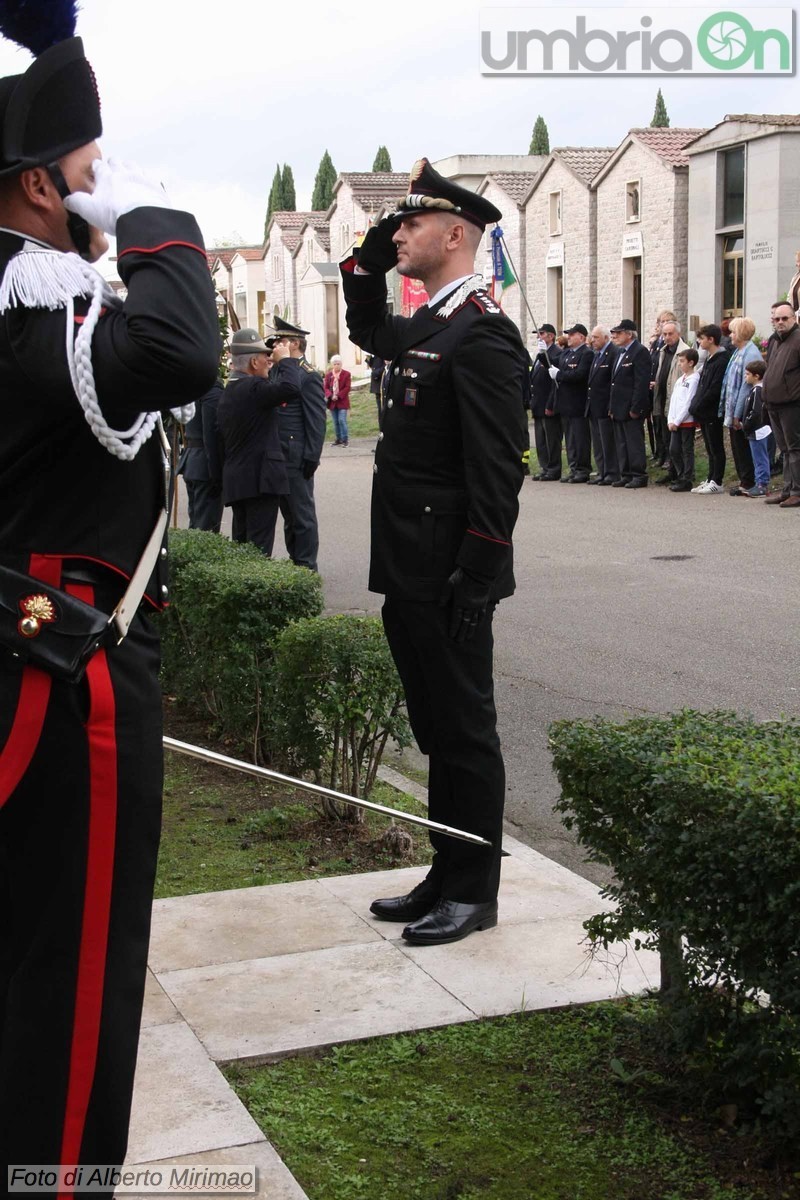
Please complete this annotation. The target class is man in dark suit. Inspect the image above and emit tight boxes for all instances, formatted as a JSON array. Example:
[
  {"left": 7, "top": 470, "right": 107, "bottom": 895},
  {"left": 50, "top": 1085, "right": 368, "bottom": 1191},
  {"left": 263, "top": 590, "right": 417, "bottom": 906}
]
[
  {"left": 218, "top": 329, "right": 301, "bottom": 554},
  {"left": 340, "top": 158, "right": 528, "bottom": 946},
  {"left": 550, "top": 322, "right": 593, "bottom": 482},
  {"left": 608, "top": 319, "right": 653, "bottom": 488},
  {"left": 529, "top": 323, "right": 562, "bottom": 480},
  {"left": 271, "top": 316, "right": 327, "bottom": 571},
  {"left": 585, "top": 325, "right": 619, "bottom": 484},
  {"left": 177, "top": 380, "right": 224, "bottom": 531}
]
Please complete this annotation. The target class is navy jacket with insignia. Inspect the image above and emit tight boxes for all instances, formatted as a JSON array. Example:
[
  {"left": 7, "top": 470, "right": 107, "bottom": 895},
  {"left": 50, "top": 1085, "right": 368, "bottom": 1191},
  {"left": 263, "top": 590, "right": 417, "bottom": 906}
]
[
  {"left": 585, "top": 342, "right": 619, "bottom": 418},
  {"left": 0, "top": 209, "right": 220, "bottom": 607},
  {"left": 218, "top": 362, "right": 301, "bottom": 503},
  {"left": 608, "top": 338, "right": 654, "bottom": 420},
  {"left": 341, "top": 264, "right": 528, "bottom": 603},
  {"left": 551, "top": 343, "right": 592, "bottom": 418},
  {"left": 276, "top": 357, "right": 327, "bottom": 466}
]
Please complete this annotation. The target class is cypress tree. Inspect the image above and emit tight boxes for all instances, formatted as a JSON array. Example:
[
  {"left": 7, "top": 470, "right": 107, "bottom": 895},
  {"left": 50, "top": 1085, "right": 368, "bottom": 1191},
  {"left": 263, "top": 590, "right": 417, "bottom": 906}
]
[
  {"left": 266, "top": 164, "right": 285, "bottom": 229},
  {"left": 651, "top": 89, "right": 670, "bottom": 128},
  {"left": 372, "top": 146, "right": 392, "bottom": 171},
  {"left": 281, "top": 164, "right": 296, "bottom": 211},
  {"left": 529, "top": 116, "right": 550, "bottom": 155},
  {"left": 311, "top": 150, "right": 337, "bottom": 211}
]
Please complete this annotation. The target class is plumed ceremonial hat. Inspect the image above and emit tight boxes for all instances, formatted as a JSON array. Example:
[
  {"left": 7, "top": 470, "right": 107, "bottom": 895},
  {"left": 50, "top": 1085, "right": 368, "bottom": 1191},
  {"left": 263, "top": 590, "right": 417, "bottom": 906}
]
[
  {"left": 230, "top": 328, "right": 271, "bottom": 354},
  {"left": 271, "top": 315, "right": 309, "bottom": 338},
  {"left": 395, "top": 157, "right": 502, "bottom": 231},
  {"left": 0, "top": 3, "right": 102, "bottom": 178}
]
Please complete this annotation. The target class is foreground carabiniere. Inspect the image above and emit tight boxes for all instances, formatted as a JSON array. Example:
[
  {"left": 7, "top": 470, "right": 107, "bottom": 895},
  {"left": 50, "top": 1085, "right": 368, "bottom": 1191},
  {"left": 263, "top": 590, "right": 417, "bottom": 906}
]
[
  {"left": 0, "top": 8, "right": 219, "bottom": 1185},
  {"left": 340, "top": 157, "right": 528, "bottom": 946}
]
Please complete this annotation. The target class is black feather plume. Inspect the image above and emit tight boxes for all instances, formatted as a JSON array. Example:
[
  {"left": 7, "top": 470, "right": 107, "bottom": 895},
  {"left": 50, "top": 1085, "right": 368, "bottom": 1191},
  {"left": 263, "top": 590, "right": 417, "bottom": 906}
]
[{"left": 0, "top": 0, "right": 79, "bottom": 56}]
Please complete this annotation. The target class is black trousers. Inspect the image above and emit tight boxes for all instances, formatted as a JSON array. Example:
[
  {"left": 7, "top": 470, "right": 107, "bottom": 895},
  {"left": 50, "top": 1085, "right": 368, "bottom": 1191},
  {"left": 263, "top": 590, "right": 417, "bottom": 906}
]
[
  {"left": 590, "top": 416, "right": 619, "bottom": 481},
  {"left": 231, "top": 493, "right": 281, "bottom": 556},
  {"left": 768, "top": 404, "right": 800, "bottom": 496},
  {"left": 532, "top": 415, "right": 562, "bottom": 477},
  {"left": 0, "top": 563, "right": 162, "bottom": 1192},
  {"left": 278, "top": 439, "right": 319, "bottom": 571},
  {"left": 185, "top": 478, "right": 223, "bottom": 534},
  {"left": 669, "top": 427, "right": 696, "bottom": 483},
  {"left": 652, "top": 412, "right": 670, "bottom": 463},
  {"left": 612, "top": 418, "right": 648, "bottom": 484},
  {"left": 562, "top": 415, "right": 591, "bottom": 479},
  {"left": 700, "top": 416, "right": 726, "bottom": 485},
  {"left": 381, "top": 597, "right": 504, "bottom": 904},
  {"left": 729, "top": 426, "right": 755, "bottom": 489}
]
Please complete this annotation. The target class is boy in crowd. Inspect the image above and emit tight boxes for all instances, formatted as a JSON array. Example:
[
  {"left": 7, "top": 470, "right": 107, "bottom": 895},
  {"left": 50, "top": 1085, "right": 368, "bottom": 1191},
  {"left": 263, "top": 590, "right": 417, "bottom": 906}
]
[
  {"left": 740, "top": 358, "right": 771, "bottom": 497},
  {"left": 666, "top": 347, "right": 700, "bottom": 492}
]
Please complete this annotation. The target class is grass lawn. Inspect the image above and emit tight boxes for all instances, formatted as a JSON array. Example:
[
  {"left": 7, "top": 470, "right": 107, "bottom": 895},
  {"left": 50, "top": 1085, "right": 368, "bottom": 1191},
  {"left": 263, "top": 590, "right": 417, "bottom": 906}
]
[
  {"left": 226, "top": 1000, "right": 798, "bottom": 1200},
  {"left": 156, "top": 716, "right": 431, "bottom": 899},
  {"left": 329, "top": 383, "right": 380, "bottom": 442}
]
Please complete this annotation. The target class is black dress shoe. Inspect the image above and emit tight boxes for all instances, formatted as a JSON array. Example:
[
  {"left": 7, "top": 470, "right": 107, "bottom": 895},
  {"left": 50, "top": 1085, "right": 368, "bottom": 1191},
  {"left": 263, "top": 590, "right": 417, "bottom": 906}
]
[
  {"left": 571, "top": 475, "right": 590, "bottom": 483},
  {"left": 669, "top": 480, "right": 692, "bottom": 492},
  {"left": 598, "top": 477, "right": 617, "bottom": 486},
  {"left": 624, "top": 479, "right": 648, "bottom": 489},
  {"left": 402, "top": 899, "right": 498, "bottom": 946},
  {"left": 586, "top": 478, "right": 601, "bottom": 485},
  {"left": 560, "top": 475, "right": 575, "bottom": 484},
  {"left": 541, "top": 474, "right": 561, "bottom": 481},
  {"left": 611, "top": 479, "right": 629, "bottom": 488},
  {"left": 370, "top": 883, "right": 439, "bottom": 922}
]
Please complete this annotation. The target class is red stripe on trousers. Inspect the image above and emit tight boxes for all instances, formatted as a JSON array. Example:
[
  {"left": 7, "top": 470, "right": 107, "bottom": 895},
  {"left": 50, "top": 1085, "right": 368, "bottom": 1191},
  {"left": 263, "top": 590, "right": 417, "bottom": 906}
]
[
  {"left": 57, "top": 582, "right": 118, "bottom": 1192},
  {"left": 0, "top": 554, "right": 60, "bottom": 809}
]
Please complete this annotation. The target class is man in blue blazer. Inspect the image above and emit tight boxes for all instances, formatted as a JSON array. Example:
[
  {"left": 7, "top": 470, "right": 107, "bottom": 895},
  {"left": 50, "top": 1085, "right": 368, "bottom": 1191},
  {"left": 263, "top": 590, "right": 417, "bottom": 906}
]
[
  {"left": 608, "top": 319, "right": 653, "bottom": 488},
  {"left": 585, "top": 325, "right": 619, "bottom": 484}
]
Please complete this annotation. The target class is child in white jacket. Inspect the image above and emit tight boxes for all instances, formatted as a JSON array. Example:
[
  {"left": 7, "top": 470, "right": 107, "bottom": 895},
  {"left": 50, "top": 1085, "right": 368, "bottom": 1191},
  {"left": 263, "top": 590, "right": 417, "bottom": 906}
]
[{"left": 666, "top": 347, "right": 700, "bottom": 492}]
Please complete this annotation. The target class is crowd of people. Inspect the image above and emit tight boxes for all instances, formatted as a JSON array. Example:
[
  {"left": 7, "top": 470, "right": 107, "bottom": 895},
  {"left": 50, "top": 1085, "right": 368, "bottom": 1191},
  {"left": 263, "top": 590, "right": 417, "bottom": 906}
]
[{"left": 526, "top": 301, "right": 800, "bottom": 507}]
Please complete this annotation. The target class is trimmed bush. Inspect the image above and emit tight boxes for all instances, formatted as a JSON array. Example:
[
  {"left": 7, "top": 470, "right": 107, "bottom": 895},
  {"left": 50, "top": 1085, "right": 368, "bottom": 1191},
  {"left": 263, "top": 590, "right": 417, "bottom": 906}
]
[
  {"left": 159, "top": 529, "right": 323, "bottom": 758},
  {"left": 550, "top": 710, "right": 800, "bottom": 1138},
  {"left": 271, "top": 614, "right": 411, "bottom": 813}
]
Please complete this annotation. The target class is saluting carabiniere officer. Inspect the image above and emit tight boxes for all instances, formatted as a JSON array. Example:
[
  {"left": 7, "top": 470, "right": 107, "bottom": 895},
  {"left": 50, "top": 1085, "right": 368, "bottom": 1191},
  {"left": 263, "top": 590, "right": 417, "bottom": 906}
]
[
  {"left": 270, "top": 316, "right": 327, "bottom": 571},
  {"left": 340, "top": 158, "right": 528, "bottom": 945}
]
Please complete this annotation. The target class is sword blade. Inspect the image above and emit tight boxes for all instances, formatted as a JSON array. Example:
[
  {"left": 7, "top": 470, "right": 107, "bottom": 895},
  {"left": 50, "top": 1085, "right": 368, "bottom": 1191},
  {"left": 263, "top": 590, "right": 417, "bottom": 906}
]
[{"left": 163, "top": 736, "right": 491, "bottom": 848}]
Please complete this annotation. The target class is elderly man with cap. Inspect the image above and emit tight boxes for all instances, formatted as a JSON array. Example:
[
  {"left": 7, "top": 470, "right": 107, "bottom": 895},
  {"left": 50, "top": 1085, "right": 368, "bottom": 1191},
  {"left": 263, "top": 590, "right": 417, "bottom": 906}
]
[
  {"left": 529, "top": 323, "right": 563, "bottom": 480},
  {"left": 269, "top": 315, "right": 327, "bottom": 571},
  {"left": 549, "top": 323, "right": 593, "bottom": 483},
  {"left": 218, "top": 329, "right": 301, "bottom": 554},
  {"left": 0, "top": 9, "right": 219, "bottom": 1182},
  {"left": 608, "top": 319, "right": 654, "bottom": 488},
  {"left": 340, "top": 158, "right": 528, "bottom": 946}
]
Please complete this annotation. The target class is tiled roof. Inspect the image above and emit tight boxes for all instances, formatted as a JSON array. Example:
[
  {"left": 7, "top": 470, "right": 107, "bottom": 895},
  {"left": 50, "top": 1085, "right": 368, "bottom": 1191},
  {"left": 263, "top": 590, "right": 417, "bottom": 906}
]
[
  {"left": 301, "top": 213, "right": 331, "bottom": 252},
  {"left": 724, "top": 113, "right": 800, "bottom": 126},
  {"left": 270, "top": 211, "right": 328, "bottom": 251},
  {"left": 486, "top": 172, "right": 540, "bottom": 204},
  {"left": 338, "top": 172, "right": 409, "bottom": 209},
  {"left": 554, "top": 147, "right": 615, "bottom": 184},
  {"left": 629, "top": 128, "right": 708, "bottom": 167},
  {"left": 207, "top": 248, "right": 238, "bottom": 270},
  {"left": 232, "top": 247, "right": 265, "bottom": 262}
]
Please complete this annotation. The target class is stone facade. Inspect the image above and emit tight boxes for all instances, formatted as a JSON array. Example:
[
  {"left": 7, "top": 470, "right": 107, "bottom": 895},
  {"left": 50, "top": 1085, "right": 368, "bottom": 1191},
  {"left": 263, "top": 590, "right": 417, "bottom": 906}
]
[
  {"left": 478, "top": 173, "right": 539, "bottom": 339},
  {"left": 594, "top": 130, "right": 703, "bottom": 338},
  {"left": 229, "top": 249, "right": 267, "bottom": 333},
  {"left": 685, "top": 116, "right": 800, "bottom": 331}
]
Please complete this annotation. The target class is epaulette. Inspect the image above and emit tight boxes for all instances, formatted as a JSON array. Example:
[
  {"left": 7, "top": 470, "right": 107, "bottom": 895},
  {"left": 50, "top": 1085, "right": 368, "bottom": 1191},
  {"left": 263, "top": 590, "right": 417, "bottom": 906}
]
[
  {"left": 470, "top": 290, "right": 501, "bottom": 316},
  {"left": 300, "top": 360, "right": 318, "bottom": 374}
]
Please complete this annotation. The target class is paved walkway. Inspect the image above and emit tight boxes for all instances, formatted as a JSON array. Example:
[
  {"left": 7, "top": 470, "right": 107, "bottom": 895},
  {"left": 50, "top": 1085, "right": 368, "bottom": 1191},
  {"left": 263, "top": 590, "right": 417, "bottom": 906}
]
[{"left": 125, "top": 771, "right": 659, "bottom": 1198}]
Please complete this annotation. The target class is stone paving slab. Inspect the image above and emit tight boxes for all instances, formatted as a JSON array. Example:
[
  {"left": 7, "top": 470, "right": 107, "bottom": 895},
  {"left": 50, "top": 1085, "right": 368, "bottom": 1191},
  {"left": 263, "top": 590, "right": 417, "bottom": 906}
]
[
  {"left": 141, "top": 969, "right": 180, "bottom": 1028},
  {"left": 148, "top": 879, "right": 381, "bottom": 973},
  {"left": 126, "top": 1021, "right": 263, "bottom": 1164},
  {"left": 399, "top": 914, "right": 660, "bottom": 1017},
  {"left": 156, "top": 940, "right": 475, "bottom": 1062},
  {"left": 125, "top": 1142, "right": 309, "bottom": 1200}
]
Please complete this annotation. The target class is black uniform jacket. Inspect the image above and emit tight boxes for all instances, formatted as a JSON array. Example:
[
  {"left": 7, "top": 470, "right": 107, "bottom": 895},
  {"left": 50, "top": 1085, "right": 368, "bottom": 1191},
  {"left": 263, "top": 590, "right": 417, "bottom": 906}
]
[
  {"left": 277, "top": 358, "right": 327, "bottom": 467},
  {"left": 530, "top": 344, "right": 561, "bottom": 417},
  {"left": 177, "top": 381, "right": 224, "bottom": 484},
  {"left": 608, "top": 339, "right": 653, "bottom": 420},
  {"left": 341, "top": 263, "right": 528, "bottom": 604},
  {"left": 218, "top": 361, "right": 301, "bottom": 503},
  {"left": 552, "top": 344, "right": 592, "bottom": 418},
  {"left": 0, "top": 208, "right": 220, "bottom": 607},
  {"left": 585, "top": 342, "right": 618, "bottom": 418}
]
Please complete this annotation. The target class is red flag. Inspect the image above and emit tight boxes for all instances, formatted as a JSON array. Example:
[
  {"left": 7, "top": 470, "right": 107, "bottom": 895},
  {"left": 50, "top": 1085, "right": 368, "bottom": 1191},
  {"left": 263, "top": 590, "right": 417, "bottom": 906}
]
[{"left": 401, "top": 275, "right": 428, "bottom": 317}]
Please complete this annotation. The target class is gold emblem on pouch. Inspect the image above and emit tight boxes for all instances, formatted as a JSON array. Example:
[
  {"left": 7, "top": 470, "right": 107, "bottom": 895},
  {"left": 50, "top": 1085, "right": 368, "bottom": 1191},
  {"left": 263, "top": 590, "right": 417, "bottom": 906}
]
[{"left": 18, "top": 593, "right": 56, "bottom": 639}]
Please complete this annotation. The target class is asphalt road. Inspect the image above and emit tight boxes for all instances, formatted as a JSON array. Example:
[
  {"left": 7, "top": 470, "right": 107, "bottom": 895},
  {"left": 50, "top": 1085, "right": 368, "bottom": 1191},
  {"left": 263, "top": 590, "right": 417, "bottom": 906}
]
[{"left": 178, "top": 431, "right": 800, "bottom": 885}]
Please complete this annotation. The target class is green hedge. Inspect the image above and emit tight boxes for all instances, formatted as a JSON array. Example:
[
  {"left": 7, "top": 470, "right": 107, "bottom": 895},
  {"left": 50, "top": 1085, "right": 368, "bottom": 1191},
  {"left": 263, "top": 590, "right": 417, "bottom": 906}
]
[
  {"left": 550, "top": 710, "right": 800, "bottom": 1138},
  {"left": 159, "top": 530, "right": 323, "bottom": 758},
  {"left": 271, "top": 614, "right": 411, "bottom": 812}
]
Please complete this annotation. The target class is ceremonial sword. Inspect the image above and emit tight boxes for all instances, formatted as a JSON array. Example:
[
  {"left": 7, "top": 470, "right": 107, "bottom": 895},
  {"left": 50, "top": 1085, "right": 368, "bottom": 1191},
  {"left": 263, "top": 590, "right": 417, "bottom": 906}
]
[{"left": 163, "top": 737, "right": 491, "bottom": 847}]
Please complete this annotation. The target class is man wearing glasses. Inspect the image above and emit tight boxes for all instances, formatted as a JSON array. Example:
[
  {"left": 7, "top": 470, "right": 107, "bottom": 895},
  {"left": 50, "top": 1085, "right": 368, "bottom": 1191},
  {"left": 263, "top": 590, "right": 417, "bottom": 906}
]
[{"left": 762, "top": 303, "right": 800, "bottom": 508}]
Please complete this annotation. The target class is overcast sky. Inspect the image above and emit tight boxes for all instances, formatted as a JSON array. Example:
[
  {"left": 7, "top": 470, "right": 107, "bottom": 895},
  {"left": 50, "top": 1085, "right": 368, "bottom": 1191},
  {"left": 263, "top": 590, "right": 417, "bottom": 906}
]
[{"left": 0, "top": 0, "right": 795, "bottom": 247}]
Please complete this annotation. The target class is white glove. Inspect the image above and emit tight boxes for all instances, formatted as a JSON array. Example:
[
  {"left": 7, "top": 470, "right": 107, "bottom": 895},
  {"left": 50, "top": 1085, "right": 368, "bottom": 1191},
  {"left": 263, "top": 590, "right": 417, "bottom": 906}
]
[
  {"left": 64, "top": 158, "right": 171, "bottom": 236},
  {"left": 548, "top": 366, "right": 559, "bottom": 381},
  {"left": 537, "top": 338, "right": 547, "bottom": 354}
]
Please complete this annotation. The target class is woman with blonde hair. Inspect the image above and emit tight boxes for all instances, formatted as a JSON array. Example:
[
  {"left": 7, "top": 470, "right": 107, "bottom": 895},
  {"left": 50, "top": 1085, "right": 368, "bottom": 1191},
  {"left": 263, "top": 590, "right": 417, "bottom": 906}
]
[{"left": 721, "top": 315, "right": 762, "bottom": 495}]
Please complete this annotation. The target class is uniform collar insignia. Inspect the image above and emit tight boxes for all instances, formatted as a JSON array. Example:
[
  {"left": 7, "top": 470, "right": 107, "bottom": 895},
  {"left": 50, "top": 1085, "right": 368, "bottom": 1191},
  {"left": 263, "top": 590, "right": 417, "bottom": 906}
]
[{"left": 434, "top": 274, "right": 485, "bottom": 321}]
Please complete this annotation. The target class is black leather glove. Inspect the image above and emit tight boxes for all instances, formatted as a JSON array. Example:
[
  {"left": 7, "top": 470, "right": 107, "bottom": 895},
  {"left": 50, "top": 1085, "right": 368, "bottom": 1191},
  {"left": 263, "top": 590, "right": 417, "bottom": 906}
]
[
  {"left": 439, "top": 567, "right": 493, "bottom": 644},
  {"left": 355, "top": 216, "right": 399, "bottom": 274},
  {"left": 302, "top": 459, "right": 319, "bottom": 480}
]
